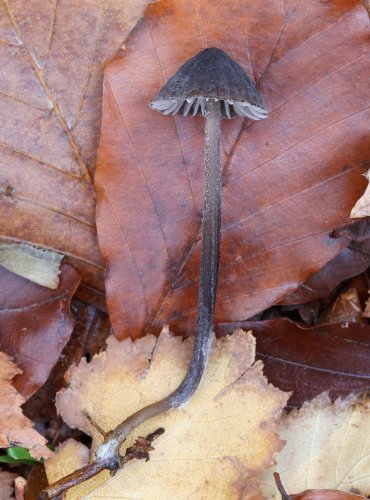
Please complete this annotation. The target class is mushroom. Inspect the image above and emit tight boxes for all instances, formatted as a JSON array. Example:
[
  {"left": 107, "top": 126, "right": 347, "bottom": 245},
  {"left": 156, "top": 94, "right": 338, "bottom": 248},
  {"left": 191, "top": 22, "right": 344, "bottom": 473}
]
[
  {"left": 38, "top": 48, "right": 269, "bottom": 499},
  {"left": 149, "top": 47, "right": 268, "bottom": 401},
  {"left": 95, "top": 46, "right": 269, "bottom": 459}
]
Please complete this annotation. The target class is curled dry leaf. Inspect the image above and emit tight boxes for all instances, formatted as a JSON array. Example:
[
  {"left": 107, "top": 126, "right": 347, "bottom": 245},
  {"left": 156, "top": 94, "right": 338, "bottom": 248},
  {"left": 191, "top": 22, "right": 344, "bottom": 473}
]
[
  {"left": 45, "top": 328, "right": 289, "bottom": 498},
  {"left": 95, "top": 0, "right": 369, "bottom": 340},
  {"left": 218, "top": 319, "right": 370, "bottom": 408},
  {"left": 260, "top": 392, "right": 370, "bottom": 498},
  {"left": 0, "top": 0, "right": 152, "bottom": 294},
  {"left": 0, "top": 351, "right": 50, "bottom": 459},
  {"left": 0, "top": 263, "right": 80, "bottom": 399}
]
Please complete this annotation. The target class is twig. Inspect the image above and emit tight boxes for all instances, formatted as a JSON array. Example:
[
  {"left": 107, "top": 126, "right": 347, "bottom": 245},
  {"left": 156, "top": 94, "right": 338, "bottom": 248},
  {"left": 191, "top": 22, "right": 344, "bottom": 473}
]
[{"left": 38, "top": 428, "right": 165, "bottom": 499}]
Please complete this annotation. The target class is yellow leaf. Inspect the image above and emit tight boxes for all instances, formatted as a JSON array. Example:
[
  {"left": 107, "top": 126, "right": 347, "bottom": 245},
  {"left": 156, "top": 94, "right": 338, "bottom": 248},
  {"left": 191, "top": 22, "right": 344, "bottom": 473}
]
[
  {"left": 260, "top": 393, "right": 370, "bottom": 498},
  {"left": 46, "top": 328, "right": 289, "bottom": 498}
]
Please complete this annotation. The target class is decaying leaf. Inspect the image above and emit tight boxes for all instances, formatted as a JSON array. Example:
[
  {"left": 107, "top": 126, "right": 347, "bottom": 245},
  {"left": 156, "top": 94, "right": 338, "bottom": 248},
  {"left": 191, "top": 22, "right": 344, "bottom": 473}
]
[
  {"left": 45, "top": 328, "right": 289, "bottom": 498},
  {"left": 0, "top": 263, "right": 80, "bottom": 399},
  {"left": 95, "top": 0, "right": 369, "bottom": 340},
  {"left": 260, "top": 392, "right": 370, "bottom": 498},
  {"left": 0, "top": 469, "right": 16, "bottom": 500},
  {"left": 0, "top": 350, "right": 51, "bottom": 459},
  {"left": 0, "top": 0, "right": 152, "bottom": 296},
  {"left": 0, "top": 243, "right": 63, "bottom": 288},
  {"left": 218, "top": 319, "right": 370, "bottom": 408}
]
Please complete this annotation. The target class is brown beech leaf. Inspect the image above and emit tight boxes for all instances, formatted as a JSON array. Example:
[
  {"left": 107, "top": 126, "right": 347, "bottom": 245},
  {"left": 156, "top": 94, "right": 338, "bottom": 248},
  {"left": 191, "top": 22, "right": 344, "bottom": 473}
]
[
  {"left": 46, "top": 328, "right": 289, "bottom": 498},
  {"left": 0, "top": 0, "right": 152, "bottom": 293},
  {"left": 218, "top": 319, "right": 370, "bottom": 408},
  {"left": 0, "top": 350, "right": 50, "bottom": 459},
  {"left": 0, "top": 263, "right": 80, "bottom": 399},
  {"left": 260, "top": 393, "right": 370, "bottom": 498},
  {"left": 95, "top": 0, "right": 369, "bottom": 340}
]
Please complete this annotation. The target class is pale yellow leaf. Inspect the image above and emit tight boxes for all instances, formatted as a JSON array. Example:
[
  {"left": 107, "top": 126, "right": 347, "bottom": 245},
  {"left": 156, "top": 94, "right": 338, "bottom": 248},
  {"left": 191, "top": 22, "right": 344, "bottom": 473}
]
[
  {"left": 46, "top": 328, "right": 289, "bottom": 498},
  {"left": 260, "top": 392, "right": 370, "bottom": 498}
]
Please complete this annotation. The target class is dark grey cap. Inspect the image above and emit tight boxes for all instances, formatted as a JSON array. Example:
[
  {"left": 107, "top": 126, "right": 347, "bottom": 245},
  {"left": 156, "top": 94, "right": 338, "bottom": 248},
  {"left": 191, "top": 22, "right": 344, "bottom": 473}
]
[{"left": 150, "top": 47, "right": 267, "bottom": 120}]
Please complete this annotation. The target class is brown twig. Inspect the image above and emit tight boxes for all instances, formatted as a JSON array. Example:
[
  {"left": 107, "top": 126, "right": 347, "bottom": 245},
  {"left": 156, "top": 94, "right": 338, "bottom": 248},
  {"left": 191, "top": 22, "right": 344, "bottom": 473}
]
[{"left": 38, "top": 428, "right": 165, "bottom": 499}]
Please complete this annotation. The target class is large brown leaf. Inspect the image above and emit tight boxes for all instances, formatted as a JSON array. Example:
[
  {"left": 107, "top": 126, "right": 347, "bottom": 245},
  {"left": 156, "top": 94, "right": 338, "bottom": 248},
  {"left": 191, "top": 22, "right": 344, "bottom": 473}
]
[
  {"left": 218, "top": 318, "right": 370, "bottom": 408},
  {"left": 0, "top": 263, "right": 80, "bottom": 399},
  {"left": 0, "top": 0, "right": 152, "bottom": 294},
  {"left": 95, "top": 0, "right": 369, "bottom": 340}
]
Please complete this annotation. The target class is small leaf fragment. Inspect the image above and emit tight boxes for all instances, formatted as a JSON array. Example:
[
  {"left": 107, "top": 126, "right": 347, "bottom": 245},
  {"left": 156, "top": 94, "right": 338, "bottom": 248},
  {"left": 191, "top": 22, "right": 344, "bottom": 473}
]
[{"left": 0, "top": 243, "right": 63, "bottom": 289}]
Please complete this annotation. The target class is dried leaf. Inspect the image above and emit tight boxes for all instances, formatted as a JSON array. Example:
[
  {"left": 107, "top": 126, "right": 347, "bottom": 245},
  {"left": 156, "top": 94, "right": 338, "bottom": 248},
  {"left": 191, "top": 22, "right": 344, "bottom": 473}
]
[
  {"left": 45, "top": 329, "right": 289, "bottom": 498},
  {"left": 0, "top": 0, "right": 152, "bottom": 294},
  {"left": 0, "top": 243, "right": 63, "bottom": 288},
  {"left": 0, "top": 351, "right": 51, "bottom": 459},
  {"left": 95, "top": 0, "right": 369, "bottom": 340},
  {"left": 0, "top": 263, "right": 80, "bottom": 399},
  {"left": 218, "top": 319, "right": 370, "bottom": 408},
  {"left": 260, "top": 393, "right": 370, "bottom": 498}
]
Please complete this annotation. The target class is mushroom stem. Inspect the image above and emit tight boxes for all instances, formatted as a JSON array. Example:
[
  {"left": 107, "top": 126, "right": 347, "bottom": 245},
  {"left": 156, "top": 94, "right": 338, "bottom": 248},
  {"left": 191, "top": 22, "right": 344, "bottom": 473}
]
[
  {"left": 176, "top": 98, "right": 222, "bottom": 397},
  {"left": 91, "top": 101, "right": 222, "bottom": 459}
]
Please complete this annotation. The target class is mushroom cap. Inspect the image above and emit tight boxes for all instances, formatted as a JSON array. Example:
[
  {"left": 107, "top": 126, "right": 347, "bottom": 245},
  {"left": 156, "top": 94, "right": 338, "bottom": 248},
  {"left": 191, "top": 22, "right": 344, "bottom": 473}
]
[{"left": 150, "top": 47, "right": 268, "bottom": 120}]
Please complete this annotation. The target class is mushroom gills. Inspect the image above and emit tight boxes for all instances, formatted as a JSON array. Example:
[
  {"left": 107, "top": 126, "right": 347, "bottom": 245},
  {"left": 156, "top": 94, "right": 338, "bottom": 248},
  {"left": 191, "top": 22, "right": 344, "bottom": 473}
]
[{"left": 150, "top": 97, "right": 267, "bottom": 120}]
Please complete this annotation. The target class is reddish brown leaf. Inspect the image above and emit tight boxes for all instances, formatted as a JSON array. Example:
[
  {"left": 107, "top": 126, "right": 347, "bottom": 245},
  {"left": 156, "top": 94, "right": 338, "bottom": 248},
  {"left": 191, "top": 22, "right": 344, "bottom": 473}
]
[
  {"left": 218, "top": 318, "right": 370, "bottom": 408},
  {"left": 95, "top": 0, "right": 369, "bottom": 340},
  {"left": 0, "top": 0, "right": 151, "bottom": 295},
  {"left": 0, "top": 263, "right": 80, "bottom": 399}
]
